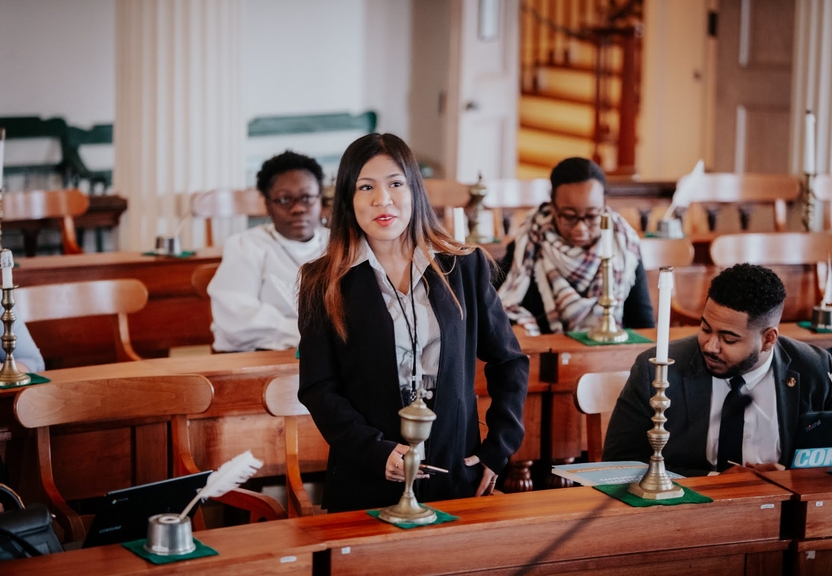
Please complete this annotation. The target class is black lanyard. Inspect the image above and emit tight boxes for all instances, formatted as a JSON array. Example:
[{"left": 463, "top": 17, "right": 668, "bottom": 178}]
[{"left": 387, "top": 263, "right": 418, "bottom": 399}]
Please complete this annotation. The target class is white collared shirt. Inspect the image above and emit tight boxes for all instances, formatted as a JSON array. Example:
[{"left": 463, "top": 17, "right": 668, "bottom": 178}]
[
  {"left": 208, "top": 223, "right": 329, "bottom": 351},
  {"left": 351, "top": 237, "right": 441, "bottom": 405},
  {"left": 706, "top": 350, "right": 779, "bottom": 469}
]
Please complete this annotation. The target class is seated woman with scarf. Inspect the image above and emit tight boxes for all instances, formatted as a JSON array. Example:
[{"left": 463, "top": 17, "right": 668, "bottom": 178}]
[{"left": 496, "top": 157, "right": 654, "bottom": 335}]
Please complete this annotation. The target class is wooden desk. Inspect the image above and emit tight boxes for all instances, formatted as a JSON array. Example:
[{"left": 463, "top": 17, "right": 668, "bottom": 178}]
[
  {"left": 3, "top": 520, "right": 323, "bottom": 575},
  {"left": 0, "top": 351, "right": 319, "bottom": 504},
  {"left": 760, "top": 468, "right": 832, "bottom": 575},
  {"left": 15, "top": 249, "right": 223, "bottom": 367},
  {"left": 516, "top": 323, "right": 832, "bottom": 466},
  {"left": 4, "top": 473, "right": 790, "bottom": 575}
]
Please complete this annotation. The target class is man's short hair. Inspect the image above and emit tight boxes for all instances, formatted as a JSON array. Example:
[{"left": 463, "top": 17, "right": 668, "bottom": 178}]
[{"left": 707, "top": 263, "right": 786, "bottom": 328}]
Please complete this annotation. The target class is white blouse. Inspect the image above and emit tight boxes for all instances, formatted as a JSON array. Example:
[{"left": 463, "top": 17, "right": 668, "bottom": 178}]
[
  {"left": 351, "top": 238, "right": 442, "bottom": 406},
  {"left": 208, "top": 223, "right": 329, "bottom": 351}
]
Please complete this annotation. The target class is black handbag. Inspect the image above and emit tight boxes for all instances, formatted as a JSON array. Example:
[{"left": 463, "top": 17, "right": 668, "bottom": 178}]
[{"left": 0, "top": 484, "right": 63, "bottom": 561}]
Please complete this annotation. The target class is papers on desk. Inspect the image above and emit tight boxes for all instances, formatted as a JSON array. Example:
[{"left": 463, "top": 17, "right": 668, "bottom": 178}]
[{"left": 552, "top": 461, "right": 684, "bottom": 486}]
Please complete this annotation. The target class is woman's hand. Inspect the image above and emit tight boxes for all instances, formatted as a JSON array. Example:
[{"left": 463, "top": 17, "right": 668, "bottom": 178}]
[
  {"left": 464, "top": 455, "right": 498, "bottom": 496},
  {"left": 385, "top": 444, "right": 409, "bottom": 481}
]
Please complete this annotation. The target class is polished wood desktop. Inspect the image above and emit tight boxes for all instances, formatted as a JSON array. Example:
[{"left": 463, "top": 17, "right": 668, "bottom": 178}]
[
  {"left": 3, "top": 519, "right": 324, "bottom": 575},
  {"left": 4, "top": 473, "right": 790, "bottom": 575}
]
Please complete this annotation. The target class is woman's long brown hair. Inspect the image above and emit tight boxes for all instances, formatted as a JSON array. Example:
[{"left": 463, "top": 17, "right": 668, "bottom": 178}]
[{"left": 299, "top": 133, "right": 474, "bottom": 341}]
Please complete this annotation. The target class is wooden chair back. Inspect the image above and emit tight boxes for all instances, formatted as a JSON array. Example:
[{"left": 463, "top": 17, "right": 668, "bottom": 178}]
[
  {"left": 710, "top": 232, "right": 832, "bottom": 267},
  {"left": 2, "top": 188, "right": 89, "bottom": 254},
  {"left": 15, "top": 279, "right": 149, "bottom": 362},
  {"left": 574, "top": 371, "right": 629, "bottom": 462},
  {"left": 710, "top": 232, "right": 832, "bottom": 322},
  {"left": 190, "top": 188, "right": 267, "bottom": 247},
  {"left": 14, "top": 375, "right": 214, "bottom": 543},
  {"left": 639, "top": 238, "right": 694, "bottom": 270},
  {"left": 482, "top": 178, "right": 550, "bottom": 238},
  {"left": 262, "top": 374, "right": 318, "bottom": 517},
  {"left": 639, "top": 238, "right": 696, "bottom": 325},
  {"left": 192, "top": 263, "right": 220, "bottom": 299},
  {"left": 676, "top": 173, "right": 800, "bottom": 233},
  {"left": 424, "top": 179, "right": 471, "bottom": 236}
]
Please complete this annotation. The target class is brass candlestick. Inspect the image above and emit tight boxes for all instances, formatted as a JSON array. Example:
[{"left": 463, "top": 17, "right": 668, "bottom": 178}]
[
  {"left": 629, "top": 358, "right": 684, "bottom": 499},
  {"left": 465, "top": 173, "right": 491, "bottom": 244},
  {"left": 588, "top": 216, "right": 627, "bottom": 343},
  {"left": 0, "top": 287, "right": 31, "bottom": 387},
  {"left": 803, "top": 172, "right": 818, "bottom": 232},
  {"left": 378, "top": 389, "right": 437, "bottom": 525}
]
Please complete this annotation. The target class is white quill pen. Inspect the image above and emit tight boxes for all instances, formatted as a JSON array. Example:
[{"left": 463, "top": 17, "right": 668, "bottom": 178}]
[
  {"left": 663, "top": 159, "right": 705, "bottom": 221},
  {"left": 178, "top": 450, "right": 263, "bottom": 520}
]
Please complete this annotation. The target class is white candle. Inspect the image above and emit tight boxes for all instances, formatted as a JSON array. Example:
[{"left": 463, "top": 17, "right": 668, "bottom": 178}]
[
  {"left": 0, "top": 128, "right": 5, "bottom": 188},
  {"left": 453, "top": 207, "right": 466, "bottom": 243},
  {"left": 825, "top": 255, "right": 832, "bottom": 306},
  {"left": 656, "top": 267, "right": 673, "bottom": 363},
  {"left": 598, "top": 214, "right": 614, "bottom": 258},
  {"left": 805, "top": 110, "right": 816, "bottom": 175},
  {"left": 1, "top": 250, "right": 13, "bottom": 289}
]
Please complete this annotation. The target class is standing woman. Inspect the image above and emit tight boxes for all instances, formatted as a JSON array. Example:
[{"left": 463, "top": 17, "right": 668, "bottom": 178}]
[{"left": 298, "top": 133, "right": 528, "bottom": 513}]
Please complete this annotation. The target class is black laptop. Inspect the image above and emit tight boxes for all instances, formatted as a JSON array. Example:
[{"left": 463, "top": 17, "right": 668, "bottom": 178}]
[
  {"left": 792, "top": 412, "right": 832, "bottom": 469},
  {"left": 82, "top": 471, "right": 211, "bottom": 548}
]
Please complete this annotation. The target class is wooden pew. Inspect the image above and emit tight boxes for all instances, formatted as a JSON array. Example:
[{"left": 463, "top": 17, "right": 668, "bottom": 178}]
[
  {"left": 5, "top": 473, "right": 791, "bottom": 575},
  {"left": 14, "top": 249, "right": 223, "bottom": 367}
]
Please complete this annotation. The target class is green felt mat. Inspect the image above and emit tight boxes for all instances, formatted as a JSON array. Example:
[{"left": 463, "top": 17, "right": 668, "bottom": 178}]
[
  {"left": 141, "top": 251, "right": 197, "bottom": 258},
  {"left": 122, "top": 538, "right": 218, "bottom": 564},
  {"left": 367, "top": 507, "right": 459, "bottom": 529},
  {"left": 567, "top": 329, "right": 654, "bottom": 346},
  {"left": 797, "top": 320, "right": 832, "bottom": 334},
  {"left": 594, "top": 482, "right": 712, "bottom": 507},
  {"left": 0, "top": 373, "right": 50, "bottom": 390}
]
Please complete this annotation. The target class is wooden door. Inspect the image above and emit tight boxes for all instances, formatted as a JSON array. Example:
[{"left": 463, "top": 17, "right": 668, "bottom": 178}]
[
  {"left": 446, "top": 0, "right": 520, "bottom": 182},
  {"left": 714, "top": 0, "right": 795, "bottom": 173}
]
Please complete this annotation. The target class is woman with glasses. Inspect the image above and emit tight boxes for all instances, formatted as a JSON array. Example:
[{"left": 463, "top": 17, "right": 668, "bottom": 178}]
[
  {"left": 208, "top": 151, "right": 330, "bottom": 351},
  {"left": 297, "top": 133, "right": 528, "bottom": 512},
  {"left": 497, "top": 157, "right": 654, "bottom": 335}
]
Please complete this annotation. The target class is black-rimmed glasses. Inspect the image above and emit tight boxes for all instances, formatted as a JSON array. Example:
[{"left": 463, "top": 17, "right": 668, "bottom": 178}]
[
  {"left": 552, "top": 203, "right": 603, "bottom": 228},
  {"left": 269, "top": 194, "right": 321, "bottom": 209}
]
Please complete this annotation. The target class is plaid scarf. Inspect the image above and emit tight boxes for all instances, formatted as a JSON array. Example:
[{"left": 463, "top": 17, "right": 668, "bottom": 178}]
[{"left": 498, "top": 203, "right": 642, "bottom": 335}]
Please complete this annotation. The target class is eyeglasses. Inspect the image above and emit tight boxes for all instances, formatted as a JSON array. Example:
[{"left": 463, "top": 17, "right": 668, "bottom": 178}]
[
  {"left": 552, "top": 203, "right": 603, "bottom": 228},
  {"left": 269, "top": 194, "right": 321, "bottom": 209}
]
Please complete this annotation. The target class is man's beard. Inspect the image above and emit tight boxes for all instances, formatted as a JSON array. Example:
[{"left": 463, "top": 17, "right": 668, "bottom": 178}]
[{"left": 702, "top": 349, "right": 761, "bottom": 379}]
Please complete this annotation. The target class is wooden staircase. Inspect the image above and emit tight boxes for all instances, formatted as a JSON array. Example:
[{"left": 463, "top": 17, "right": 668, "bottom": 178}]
[{"left": 519, "top": 0, "right": 642, "bottom": 178}]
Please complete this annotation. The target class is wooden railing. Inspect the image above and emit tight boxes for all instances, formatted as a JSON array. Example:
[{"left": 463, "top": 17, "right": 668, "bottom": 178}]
[{"left": 520, "top": 0, "right": 642, "bottom": 174}]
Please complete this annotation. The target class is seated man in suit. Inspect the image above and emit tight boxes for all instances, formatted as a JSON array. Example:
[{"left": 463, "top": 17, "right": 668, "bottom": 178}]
[
  {"left": 208, "top": 151, "right": 330, "bottom": 351},
  {"left": 496, "top": 157, "right": 654, "bottom": 335},
  {"left": 604, "top": 263, "right": 832, "bottom": 476}
]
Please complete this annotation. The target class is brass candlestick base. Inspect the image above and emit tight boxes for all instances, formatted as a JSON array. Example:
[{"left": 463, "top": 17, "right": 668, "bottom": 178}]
[
  {"left": 465, "top": 174, "right": 491, "bottom": 244},
  {"left": 629, "top": 358, "right": 683, "bottom": 499},
  {"left": 587, "top": 257, "right": 628, "bottom": 343},
  {"left": 0, "top": 287, "right": 31, "bottom": 387},
  {"left": 803, "top": 173, "right": 818, "bottom": 232},
  {"left": 379, "top": 391, "right": 437, "bottom": 525}
]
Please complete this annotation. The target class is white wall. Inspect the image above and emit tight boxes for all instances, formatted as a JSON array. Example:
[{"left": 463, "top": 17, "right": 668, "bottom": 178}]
[
  {"left": 0, "top": 0, "right": 412, "bottom": 148},
  {"left": 0, "top": 0, "right": 115, "bottom": 127}
]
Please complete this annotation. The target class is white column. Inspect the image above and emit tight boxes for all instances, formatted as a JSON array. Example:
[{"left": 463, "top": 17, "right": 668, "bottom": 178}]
[
  {"left": 114, "top": 0, "right": 245, "bottom": 251},
  {"left": 791, "top": 0, "right": 832, "bottom": 175}
]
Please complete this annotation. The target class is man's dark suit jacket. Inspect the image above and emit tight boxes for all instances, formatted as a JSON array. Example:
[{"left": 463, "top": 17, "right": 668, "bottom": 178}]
[
  {"left": 603, "top": 335, "right": 832, "bottom": 476},
  {"left": 299, "top": 249, "right": 529, "bottom": 512}
]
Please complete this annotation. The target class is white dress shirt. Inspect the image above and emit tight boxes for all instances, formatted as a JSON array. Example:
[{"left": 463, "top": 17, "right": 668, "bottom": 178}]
[
  {"left": 706, "top": 351, "right": 779, "bottom": 469},
  {"left": 351, "top": 237, "right": 441, "bottom": 406},
  {"left": 208, "top": 223, "right": 329, "bottom": 351}
]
